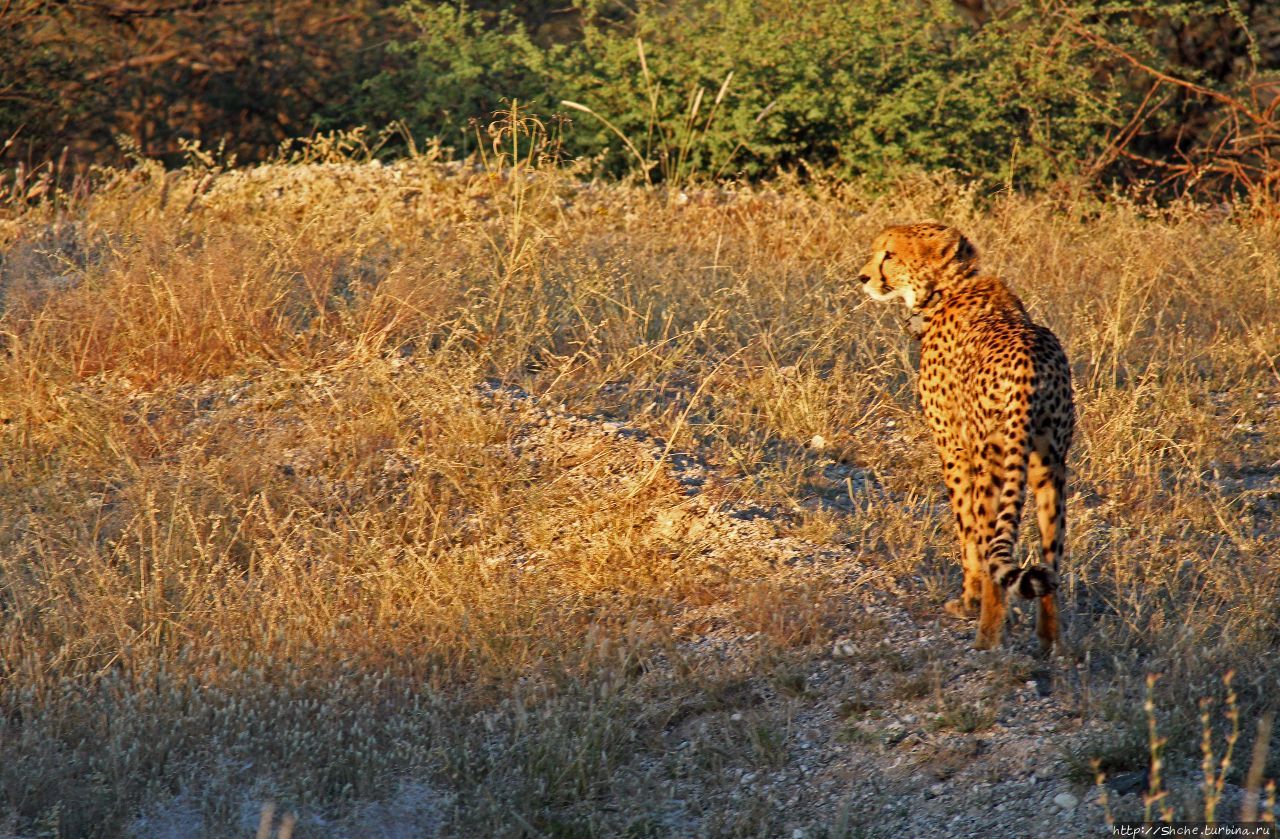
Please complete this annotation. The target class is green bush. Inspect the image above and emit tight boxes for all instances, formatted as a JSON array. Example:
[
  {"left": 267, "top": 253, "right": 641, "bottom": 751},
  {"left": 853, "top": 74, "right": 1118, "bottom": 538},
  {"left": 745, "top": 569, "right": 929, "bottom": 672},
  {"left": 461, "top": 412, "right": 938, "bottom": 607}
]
[
  {"left": 353, "top": 0, "right": 1241, "bottom": 188},
  {"left": 354, "top": 2, "right": 551, "bottom": 158},
  {"left": 549, "top": 0, "right": 1126, "bottom": 185},
  {"left": 6, "top": 0, "right": 1273, "bottom": 193},
  {"left": 345, "top": 0, "right": 1274, "bottom": 192}
]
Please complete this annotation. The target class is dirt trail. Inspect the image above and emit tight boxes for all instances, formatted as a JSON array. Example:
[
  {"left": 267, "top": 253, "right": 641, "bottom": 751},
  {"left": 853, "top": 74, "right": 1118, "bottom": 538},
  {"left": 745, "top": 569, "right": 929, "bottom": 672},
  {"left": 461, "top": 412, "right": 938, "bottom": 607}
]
[
  {"left": 477, "top": 379, "right": 1148, "bottom": 838},
  {"left": 121, "top": 364, "right": 1261, "bottom": 837}
]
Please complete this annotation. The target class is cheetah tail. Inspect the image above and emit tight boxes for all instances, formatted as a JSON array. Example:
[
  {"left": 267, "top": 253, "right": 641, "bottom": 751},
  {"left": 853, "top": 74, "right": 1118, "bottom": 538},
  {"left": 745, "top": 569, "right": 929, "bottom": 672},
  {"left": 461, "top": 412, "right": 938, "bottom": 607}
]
[{"left": 988, "top": 420, "right": 1057, "bottom": 599}]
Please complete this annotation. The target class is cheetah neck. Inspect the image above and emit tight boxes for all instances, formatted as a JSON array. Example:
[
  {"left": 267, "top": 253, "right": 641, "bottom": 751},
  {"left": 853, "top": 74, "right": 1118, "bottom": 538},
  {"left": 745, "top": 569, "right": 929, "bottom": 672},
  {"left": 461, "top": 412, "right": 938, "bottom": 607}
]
[
  {"left": 904, "top": 288, "right": 943, "bottom": 338},
  {"left": 903, "top": 269, "right": 986, "bottom": 338},
  {"left": 907, "top": 274, "right": 1023, "bottom": 339}
]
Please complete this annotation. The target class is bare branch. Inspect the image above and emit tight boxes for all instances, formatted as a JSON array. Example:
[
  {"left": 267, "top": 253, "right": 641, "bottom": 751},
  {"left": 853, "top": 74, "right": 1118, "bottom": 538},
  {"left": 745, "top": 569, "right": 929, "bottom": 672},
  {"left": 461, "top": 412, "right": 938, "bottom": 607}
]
[
  {"left": 83, "top": 48, "right": 184, "bottom": 81},
  {"left": 1064, "top": 20, "right": 1270, "bottom": 127}
]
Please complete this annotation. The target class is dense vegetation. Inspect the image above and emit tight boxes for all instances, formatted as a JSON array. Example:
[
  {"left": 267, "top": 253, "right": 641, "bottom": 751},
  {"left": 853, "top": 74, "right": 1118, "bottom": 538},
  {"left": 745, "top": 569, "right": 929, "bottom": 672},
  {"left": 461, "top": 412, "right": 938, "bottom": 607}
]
[{"left": 4, "top": 0, "right": 1279, "bottom": 197}]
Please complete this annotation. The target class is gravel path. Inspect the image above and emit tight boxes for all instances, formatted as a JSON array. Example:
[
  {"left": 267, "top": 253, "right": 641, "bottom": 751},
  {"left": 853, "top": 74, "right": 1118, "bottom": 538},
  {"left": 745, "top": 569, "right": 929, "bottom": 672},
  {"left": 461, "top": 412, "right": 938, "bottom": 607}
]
[{"left": 474, "top": 378, "right": 1171, "bottom": 838}]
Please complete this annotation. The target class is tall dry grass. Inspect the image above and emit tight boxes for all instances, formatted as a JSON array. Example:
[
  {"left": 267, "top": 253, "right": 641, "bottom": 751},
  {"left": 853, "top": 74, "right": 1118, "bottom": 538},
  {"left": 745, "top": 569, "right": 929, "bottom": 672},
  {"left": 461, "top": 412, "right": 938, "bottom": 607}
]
[{"left": 2, "top": 125, "right": 1279, "bottom": 834}]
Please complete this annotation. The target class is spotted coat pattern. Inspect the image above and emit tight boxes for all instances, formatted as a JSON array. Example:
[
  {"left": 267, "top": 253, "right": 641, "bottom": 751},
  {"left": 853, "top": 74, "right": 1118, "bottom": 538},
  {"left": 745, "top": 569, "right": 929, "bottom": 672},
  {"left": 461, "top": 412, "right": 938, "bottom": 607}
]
[{"left": 856, "top": 222, "right": 1074, "bottom": 652}]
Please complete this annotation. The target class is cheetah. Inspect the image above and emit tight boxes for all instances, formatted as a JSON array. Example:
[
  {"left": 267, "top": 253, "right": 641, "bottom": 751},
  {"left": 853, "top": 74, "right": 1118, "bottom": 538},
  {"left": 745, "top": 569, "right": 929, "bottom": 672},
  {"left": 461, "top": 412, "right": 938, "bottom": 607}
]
[{"left": 855, "top": 222, "right": 1074, "bottom": 653}]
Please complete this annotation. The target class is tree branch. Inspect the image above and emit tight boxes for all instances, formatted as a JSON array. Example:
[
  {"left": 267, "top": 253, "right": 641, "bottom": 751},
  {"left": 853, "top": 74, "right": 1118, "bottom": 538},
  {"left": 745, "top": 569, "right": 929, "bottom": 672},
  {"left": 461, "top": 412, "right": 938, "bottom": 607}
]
[
  {"left": 83, "top": 48, "right": 184, "bottom": 81},
  {"left": 1064, "top": 20, "right": 1270, "bottom": 127}
]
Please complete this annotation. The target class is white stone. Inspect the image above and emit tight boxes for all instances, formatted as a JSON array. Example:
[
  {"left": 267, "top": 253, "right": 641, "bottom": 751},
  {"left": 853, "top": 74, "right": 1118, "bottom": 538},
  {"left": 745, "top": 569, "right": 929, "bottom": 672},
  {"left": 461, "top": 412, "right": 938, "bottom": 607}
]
[
  {"left": 831, "top": 638, "right": 858, "bottom": 658},
  {"left": 1053, "top": 792, "right": 1078, "bottom": 811}
]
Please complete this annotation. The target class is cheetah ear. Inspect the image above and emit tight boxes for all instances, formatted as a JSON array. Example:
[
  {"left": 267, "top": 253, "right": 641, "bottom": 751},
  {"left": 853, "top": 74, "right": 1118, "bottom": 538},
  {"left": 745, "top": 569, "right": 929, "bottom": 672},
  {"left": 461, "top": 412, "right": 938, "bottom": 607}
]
[{"left": 938, "top": 233, "right": 977, "bottom": 265}]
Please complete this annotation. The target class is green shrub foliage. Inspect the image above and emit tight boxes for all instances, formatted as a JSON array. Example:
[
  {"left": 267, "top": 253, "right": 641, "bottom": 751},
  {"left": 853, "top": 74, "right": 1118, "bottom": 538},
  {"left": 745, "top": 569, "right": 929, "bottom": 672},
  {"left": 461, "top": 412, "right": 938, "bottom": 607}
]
[
  {"left": 4, "top": 0, "right": 1277, "bottom": 192},
  {"left": 349, "top": 0, "right": 1276, "bottom": 189}
]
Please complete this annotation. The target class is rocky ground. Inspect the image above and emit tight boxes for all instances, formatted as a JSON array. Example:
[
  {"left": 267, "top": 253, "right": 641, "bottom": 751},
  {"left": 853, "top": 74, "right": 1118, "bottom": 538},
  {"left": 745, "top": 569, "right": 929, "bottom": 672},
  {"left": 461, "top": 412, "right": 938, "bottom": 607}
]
[
  {"left": 432, "top": 376, "right": 1270, "bottom": 837},
  {"left": 121, "top": 358, "right": 1276, "bottom": 838},
  {"left": 54, "top": 351, "right": 1270, "bottom": 838}
]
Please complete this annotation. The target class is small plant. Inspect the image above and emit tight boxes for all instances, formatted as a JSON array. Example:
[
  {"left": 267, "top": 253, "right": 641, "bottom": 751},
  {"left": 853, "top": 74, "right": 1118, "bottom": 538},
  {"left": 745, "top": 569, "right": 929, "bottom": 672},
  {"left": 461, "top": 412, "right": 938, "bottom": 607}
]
[
  {"left": 742, "top": 716, "right": 792, "bottom": 770},
  {"left": 836, "top": 694, "right": 877, "bottom": 720},
  {"left": 767, "top": 657, "right": 809, "bottom": 698},
  {"left": 1199, "top": 670, "right": 1239, "bottom": 822},
  {"left": 1092, "top": 672, "right": 1279, "bottom": 825},
  {"left": 933, "top": 702, "right": 996, "bottom": 734},
  {"left": 1063, "top": 721, "right": 1151, "bottom": 785},
  {"left": 468, "top": 102, "right": 566, "bottom": 344},
  {"left": 836, "top": 720, "right": 877, "bottom": 747},
  {"left": 892, "top": 671, "right": 934, "bottom": 702}
]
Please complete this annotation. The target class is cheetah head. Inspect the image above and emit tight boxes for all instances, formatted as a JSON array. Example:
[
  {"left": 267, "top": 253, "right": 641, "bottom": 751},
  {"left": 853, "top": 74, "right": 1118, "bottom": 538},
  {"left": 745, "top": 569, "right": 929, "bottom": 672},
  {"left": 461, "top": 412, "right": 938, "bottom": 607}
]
[{"left": 856, "top": 222, "right": 978, "bottom": 310}]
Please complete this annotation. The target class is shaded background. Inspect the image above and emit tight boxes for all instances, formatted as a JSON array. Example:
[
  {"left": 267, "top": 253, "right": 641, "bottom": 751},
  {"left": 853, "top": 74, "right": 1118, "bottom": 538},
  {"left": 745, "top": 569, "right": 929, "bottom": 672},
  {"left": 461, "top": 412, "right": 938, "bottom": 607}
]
[{"left": 3, "top": 1, "right": 1279, "bottom": 193}]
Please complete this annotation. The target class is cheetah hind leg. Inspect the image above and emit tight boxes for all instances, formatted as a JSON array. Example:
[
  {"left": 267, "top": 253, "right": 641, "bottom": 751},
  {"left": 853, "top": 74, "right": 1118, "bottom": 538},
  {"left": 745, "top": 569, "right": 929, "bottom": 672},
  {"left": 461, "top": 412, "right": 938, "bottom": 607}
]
[{"left": 1035, "top": 592, "right": 1058, "bottom": 656}]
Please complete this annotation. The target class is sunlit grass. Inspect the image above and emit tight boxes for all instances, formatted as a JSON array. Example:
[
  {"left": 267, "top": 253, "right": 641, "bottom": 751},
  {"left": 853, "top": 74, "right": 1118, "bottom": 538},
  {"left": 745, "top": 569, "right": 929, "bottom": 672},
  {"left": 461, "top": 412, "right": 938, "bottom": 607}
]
[{"left": 2, "top": 128, "right": 1279, "bottom": 833}]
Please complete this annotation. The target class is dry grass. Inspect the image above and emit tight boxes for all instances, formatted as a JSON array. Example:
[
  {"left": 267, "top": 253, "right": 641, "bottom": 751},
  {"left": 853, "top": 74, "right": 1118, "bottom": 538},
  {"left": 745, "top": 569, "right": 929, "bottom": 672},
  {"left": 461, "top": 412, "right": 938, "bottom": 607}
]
[{"left": 2, "top": 127, "right": 1279, "bottom": 835}]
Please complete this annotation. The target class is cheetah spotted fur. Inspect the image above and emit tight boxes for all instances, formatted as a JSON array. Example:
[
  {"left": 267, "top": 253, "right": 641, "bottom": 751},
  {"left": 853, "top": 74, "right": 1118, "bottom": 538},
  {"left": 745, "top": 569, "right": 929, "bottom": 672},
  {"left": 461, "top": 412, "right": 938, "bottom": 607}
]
[{"left": 856, "top": 222, "right": 1074, "bottom": 652}]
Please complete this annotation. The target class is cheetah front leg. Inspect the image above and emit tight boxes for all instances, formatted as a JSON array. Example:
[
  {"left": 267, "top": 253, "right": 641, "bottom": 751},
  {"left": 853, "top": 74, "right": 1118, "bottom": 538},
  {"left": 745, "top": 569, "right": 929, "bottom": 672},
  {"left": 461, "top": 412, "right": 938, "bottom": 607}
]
[{"left": 941, "top": 455, "right": 982, "bottom": 619}]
